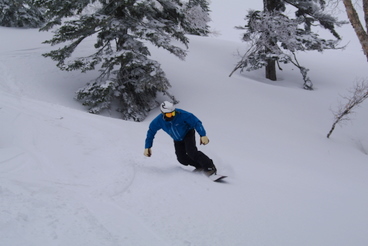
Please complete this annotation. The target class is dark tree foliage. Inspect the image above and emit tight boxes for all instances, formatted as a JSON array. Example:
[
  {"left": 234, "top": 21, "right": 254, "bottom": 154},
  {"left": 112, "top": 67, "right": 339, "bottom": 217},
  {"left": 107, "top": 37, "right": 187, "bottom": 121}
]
[
  {"left": 35, "top": 0, "right": 204, "bottom": 121},
  {"left": 0, "top": 0, "right": 45, "bottom": 28}
]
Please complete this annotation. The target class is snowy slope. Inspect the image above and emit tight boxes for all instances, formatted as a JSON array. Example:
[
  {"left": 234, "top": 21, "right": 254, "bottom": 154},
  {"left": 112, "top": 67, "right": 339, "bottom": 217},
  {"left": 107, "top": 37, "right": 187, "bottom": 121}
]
[{"left": 1, "top": 1, "right": 368, "bottom": 245}]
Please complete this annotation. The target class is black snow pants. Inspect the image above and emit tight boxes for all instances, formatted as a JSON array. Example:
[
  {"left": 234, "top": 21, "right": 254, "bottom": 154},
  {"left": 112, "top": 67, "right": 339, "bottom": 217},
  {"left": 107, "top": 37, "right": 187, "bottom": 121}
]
[{"left": 174, "top": 129, "right": 215, "bottom": 170}]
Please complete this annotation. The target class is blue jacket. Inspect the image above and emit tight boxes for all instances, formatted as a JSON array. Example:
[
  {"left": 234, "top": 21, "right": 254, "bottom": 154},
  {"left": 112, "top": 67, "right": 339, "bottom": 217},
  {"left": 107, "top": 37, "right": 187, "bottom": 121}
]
[{"left": 145, "top": 109, "right": 206, "bottom": 149}]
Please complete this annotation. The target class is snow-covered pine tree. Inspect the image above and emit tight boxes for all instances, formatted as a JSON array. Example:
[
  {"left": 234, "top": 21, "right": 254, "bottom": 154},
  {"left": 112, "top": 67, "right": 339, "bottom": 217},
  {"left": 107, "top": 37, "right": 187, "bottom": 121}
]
[
  {"left": 36, "top": 0, "right": 200, "bottom": 121},
  {"left": 230, "top": 0, "right": 345, "bottom": 90},
  {"left": 0, "top": 0, "right": 45, "bottom": 28},
  {"left": 183, "top": 0, "right": 211, "bottom": 36}
]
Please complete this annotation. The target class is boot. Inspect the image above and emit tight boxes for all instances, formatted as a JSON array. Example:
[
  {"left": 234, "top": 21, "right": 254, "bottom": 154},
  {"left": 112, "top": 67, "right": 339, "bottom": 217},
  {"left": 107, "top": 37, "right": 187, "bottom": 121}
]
[{"left": 203, "top": 166, "right": 217, "bottom": 176}]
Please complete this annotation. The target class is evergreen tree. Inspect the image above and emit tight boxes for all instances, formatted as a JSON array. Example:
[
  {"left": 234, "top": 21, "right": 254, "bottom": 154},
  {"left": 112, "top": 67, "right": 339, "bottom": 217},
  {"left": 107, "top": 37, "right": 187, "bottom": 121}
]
[
  {"left": 36, "top": 0, "right": 201, "bottom": 121},
  {"left": 183, "top": 0, "right": 211, "bottom": 36},
  {"left": 0, "top": 0, "right": 45, "bottom": 28},
  {"left": 230, "top": 0, "right": 345, "bottom": 90}
]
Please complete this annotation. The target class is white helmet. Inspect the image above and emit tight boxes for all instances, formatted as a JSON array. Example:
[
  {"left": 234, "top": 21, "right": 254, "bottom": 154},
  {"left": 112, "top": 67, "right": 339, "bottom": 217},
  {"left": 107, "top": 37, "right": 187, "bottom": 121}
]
[{"left": 160, "top": 101, "right": 175, "bottom": 113}]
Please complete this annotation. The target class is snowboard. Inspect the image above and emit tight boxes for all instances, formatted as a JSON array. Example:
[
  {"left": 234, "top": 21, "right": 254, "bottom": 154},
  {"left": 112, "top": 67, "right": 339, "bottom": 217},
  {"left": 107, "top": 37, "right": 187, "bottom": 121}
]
[
  {"left": 208, "top": 173, "right": 227, "bottom": 182},
  {"left": 192, "top": 168, "right": 227, "bottom": 182}
]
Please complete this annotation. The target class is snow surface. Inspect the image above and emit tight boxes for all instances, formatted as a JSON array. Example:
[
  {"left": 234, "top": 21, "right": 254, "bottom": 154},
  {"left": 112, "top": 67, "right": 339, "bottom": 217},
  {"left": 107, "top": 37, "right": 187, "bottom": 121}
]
[{"left": 1, "top": 1, "right": 368, "bottom": 246}]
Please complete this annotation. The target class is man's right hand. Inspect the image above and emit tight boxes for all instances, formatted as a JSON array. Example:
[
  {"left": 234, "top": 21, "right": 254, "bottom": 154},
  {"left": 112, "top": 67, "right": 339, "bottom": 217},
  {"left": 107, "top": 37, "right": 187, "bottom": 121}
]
[{"left": 144, "top": 148, "right": 152, "bottom": 157}]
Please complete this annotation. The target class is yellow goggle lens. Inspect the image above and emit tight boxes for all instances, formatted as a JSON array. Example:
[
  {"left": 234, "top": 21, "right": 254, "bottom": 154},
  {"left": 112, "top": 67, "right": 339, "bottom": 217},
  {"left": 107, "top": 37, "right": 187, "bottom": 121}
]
[{"left": 164, "top": 111, "right": 176, "bottom": 118}]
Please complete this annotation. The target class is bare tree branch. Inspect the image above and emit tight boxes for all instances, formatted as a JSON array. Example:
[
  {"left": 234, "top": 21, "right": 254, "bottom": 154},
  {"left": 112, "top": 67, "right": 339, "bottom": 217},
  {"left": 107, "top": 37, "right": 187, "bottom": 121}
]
[{"left": 327, "top": 78, "right": 368, "bottom": 138}]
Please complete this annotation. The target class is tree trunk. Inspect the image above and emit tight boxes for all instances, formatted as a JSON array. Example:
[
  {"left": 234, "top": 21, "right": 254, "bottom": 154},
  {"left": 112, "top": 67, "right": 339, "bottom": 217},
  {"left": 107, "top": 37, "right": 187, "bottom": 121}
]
[
  {"left": 263, "top": 0, "right": 284, "bottom": 12},
  {"left": 263, "top": 0, "right": 283, "bottom": 81},
  {"left": 265, "top": 59, "right": 277, "bottom": 81},
  {"left": 343, "top": 0, "right": 368, "bottom": 62}
]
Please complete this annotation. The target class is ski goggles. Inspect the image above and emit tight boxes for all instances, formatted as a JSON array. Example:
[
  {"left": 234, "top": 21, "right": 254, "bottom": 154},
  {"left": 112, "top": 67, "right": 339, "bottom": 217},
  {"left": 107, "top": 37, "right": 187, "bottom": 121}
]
[{"left": 163, "top": 111, "right": 176, "bottom": 118}]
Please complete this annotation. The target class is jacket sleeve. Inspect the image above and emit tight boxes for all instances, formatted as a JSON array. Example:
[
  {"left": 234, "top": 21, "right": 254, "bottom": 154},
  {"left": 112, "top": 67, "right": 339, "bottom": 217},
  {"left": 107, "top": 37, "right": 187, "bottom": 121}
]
[
  {"left": 145, "top": 117, "right": 161, "bottom": 149},
  {"left": 194, "top": 119, "right": 206, "bottom": 137},
  {"left": 185, "top": 111, "right": 207, "bottom": 137}
]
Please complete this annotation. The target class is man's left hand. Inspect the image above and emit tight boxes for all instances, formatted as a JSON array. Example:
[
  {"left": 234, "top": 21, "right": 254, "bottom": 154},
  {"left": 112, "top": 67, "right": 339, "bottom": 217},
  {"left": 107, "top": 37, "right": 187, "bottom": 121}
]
[{"left": 200, "top": 136, "right": 209, "bottom": 145}]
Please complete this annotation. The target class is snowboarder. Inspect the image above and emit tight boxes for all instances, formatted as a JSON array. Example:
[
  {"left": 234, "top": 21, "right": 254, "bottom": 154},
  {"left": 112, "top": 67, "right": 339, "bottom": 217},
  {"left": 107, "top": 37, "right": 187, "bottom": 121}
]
[{"left": 144, "top": 101, "right": 217, "bottom": 176}]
